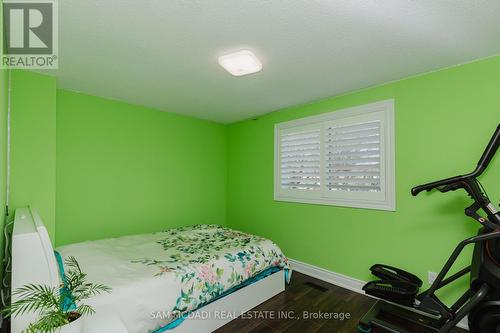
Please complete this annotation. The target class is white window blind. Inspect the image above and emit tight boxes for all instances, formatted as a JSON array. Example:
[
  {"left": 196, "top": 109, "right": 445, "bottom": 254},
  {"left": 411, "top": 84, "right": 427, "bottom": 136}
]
[
  {"left": 325, "top": 120, "right": 381, "bottom": 192},
  {"left": 280, "top": 129, "right": 321, "bottom": 190},
  {"left": 274, "top": 100, "right": 395, "bottom": 211}
]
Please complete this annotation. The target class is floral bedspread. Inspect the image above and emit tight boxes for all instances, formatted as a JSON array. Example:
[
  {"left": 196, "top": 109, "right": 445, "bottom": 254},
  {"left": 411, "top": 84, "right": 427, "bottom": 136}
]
[
  {"left": 133, "top": 224, "right": 289, "bottom": 316},
  {"left": 56, "top": 224, "right": 289, "bottom": 333}
]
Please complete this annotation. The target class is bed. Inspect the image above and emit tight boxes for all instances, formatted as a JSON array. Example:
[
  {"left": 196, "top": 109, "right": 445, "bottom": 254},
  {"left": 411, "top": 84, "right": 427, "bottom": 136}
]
[{"left": 11, "top": 208, "right": 290, "bottom": 333}]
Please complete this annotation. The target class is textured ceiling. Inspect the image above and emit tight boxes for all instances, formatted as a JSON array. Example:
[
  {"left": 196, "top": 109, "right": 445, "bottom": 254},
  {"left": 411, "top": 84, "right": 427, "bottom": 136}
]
[{"left": 48, "top": 0, "right": 500, "bottom": 123}]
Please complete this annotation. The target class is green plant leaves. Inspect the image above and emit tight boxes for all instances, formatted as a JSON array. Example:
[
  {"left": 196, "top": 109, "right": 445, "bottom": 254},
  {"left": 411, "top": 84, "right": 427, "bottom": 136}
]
[{"left": 4, "top": 258, "right": 111, "bottom": 333}]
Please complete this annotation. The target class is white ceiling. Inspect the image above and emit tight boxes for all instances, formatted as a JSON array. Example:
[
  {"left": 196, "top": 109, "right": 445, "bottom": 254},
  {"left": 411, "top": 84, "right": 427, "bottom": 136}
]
[{"left": 50, "top": 0, "right": 500, "bottom": 123}]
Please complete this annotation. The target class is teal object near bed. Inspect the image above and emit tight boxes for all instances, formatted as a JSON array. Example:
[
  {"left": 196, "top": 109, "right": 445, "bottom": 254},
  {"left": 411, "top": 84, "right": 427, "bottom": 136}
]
[{"left": 54, "top": 251, "right": 77, "bottom": 312}]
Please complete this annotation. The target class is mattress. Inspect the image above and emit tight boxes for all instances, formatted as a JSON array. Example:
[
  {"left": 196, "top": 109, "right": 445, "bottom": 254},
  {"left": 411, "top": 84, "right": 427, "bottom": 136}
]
[{"left": 55, "top": 224, "right": 289, "bottom": 333}]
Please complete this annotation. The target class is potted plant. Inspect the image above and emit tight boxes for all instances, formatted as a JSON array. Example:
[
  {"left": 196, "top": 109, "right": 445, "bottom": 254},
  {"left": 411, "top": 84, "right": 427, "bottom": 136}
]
[{"left": 3, "top": 256, "right": 111, "bottom": 333}]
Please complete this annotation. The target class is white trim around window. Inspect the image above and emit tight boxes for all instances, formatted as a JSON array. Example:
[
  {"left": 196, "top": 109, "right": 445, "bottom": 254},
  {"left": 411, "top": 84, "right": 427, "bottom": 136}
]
[{"left": 274, "top": 99, "right": 395, "bottom": 211}]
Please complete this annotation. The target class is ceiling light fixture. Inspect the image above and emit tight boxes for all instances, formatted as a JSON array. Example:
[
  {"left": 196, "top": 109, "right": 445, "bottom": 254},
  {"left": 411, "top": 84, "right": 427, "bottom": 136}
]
[{"left": 218, "top": 50, "right": 262, "bottom": 76}]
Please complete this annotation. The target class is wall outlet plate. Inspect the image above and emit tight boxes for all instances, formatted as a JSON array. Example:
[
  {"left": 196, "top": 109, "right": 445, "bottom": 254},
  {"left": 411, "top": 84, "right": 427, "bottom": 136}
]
[{"left": 428, "top": 271, "right": 438, "bottom": 284}]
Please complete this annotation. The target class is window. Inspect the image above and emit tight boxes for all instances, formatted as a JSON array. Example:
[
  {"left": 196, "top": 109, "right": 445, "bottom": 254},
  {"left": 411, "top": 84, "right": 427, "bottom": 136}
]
[{"left": 274, "top": 100, "right": 395, "bottom": 211}]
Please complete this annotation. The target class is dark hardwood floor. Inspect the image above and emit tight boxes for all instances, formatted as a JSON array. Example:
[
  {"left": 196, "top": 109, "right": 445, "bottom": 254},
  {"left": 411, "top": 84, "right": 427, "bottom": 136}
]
[{"left": 214, "top": 272, "right": 467, "bottom": 333}]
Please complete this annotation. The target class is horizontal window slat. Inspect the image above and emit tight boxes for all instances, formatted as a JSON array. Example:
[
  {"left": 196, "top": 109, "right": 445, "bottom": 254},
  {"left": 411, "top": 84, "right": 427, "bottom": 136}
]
[
  {"left": 281, "top": 142, "right": 320, "bottom": 152},
  {"left": 282, "top": 150, "right": 321, "bottom": 157},
  {"left": 328, "top": 180, "right": 380, "bottom": 187},
  {"left": 281, "top": 156, "right": 321, "bottom": 163},
  {"left": 327, "top": 128, "right": 380, "bottom": 141},
  {"left": 282, "top": 186, "right": 320, "bottom": 191},
  {"left": 329, "top": 182, "right": 380, "bottom": 188},
  {"left": 327, "top": 144, "right": 381, "bottom": 152},
  {"left": 328, "top": 157, "right": 380, "bottom": 165},
  {"left": 283, "top": 181, "right": 321, "bottom": 186},
  {"left": 282, "top": 181, "right": 321, "bottom": 186},
  {"left": 330, "top": 163, "right": 380, "bottom": 169},
  {"left": 328, "top": 179, "right": 380, "bottom": 186},
  {"left": 328, "top": 175, "right": 380, "bottom": 180},
  {"left": 281, "top": 138, "right": 320, "bottom": 148},
  {"left": 281, "top": 166, "right": 320, "bottom": 172},
  {"left": 281, "top": 149, "right": 321, "bottom": 157},
  {"left": 281, "top": 171, "right": 320, "bottom": 177},
  {"left": 327, "top": 120, "right": 380, "bottom": 134},
  {"left": 326, "top": 143, "right": 380, "bottom": 155},
  {"left": 327, "top": 136, "right": 380, "bottom": 147},
  {"left": 327, "top": 132, "right": 380, "bottom": 143},
  {"left": 281, "top": 162, "right": 320, "bottom": 167},
  {"left": 327, "top": 152, "right": 380, "bottom": 160},
  {"left": 282, "top": 176, "right": 321, "bottom": 181},
  {"left": 281, "top": 131, "right": 321, "bottom": 142},
  {"left": 281, "top": 164, "right": 320, "bottom": 170},
  {"left": 282, "top": 131, "right": 319, "bottom": 137},
  {"left": 326, "top": 170, "right": 380, "bottom": 177},
  {"left": 329, "top": 163, "right": 379, "bottom": 168},
  {"left": 282, "top": 185, "right": 321, "bottom": 190},
  {"left": 327, "top": 185, "right": 381, "bottom": 192},
  {"left": 281, "top": 165, "right": 321, "bottom": 171}
]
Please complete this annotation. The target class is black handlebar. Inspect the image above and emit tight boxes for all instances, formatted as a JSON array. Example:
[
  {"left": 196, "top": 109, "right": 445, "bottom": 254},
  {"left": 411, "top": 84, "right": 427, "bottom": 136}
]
[
  {"left": 476, "top": 123, "right": 500, "bottom": 175},
  {"left": 411, "top": 175, "right": 466, "bottom": 196},
  {"left": 411, "top": 123, "right": 500, "bottom": 196}
]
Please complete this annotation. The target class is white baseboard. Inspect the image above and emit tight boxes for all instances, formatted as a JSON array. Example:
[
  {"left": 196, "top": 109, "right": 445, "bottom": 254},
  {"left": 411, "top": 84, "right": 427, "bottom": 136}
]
[{"left": 288, "top": 258, "right": 469, "bottom": 331}]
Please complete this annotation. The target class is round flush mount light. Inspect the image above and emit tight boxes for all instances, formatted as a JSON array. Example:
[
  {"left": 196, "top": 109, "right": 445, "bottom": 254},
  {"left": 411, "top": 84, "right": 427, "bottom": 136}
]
[{"left": 218, "top": 50, "right": 263, "bottom": 76}]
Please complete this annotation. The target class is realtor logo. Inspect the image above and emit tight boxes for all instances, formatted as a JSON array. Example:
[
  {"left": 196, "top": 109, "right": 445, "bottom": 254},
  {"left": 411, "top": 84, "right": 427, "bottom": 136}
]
[{"left": 2, "top": 0, "right": 58, "bottom": 68}]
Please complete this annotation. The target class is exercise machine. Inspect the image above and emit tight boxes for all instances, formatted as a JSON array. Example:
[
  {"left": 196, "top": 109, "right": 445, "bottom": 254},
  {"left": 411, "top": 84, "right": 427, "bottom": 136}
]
[{"left": 359, "top": 124, "right": 500, "bottom": 333}]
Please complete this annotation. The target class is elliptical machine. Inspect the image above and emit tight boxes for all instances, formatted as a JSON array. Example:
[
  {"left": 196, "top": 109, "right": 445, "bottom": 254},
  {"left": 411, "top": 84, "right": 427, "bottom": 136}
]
[{"left": 359, "top": 124, "right": 500, "bottom": 333}]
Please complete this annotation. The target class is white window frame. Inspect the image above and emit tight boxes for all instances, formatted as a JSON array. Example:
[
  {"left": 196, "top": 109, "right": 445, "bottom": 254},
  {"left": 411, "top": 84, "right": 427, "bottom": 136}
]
[{"left": 274, "top": 99, "right": 395, "bottom": 211}]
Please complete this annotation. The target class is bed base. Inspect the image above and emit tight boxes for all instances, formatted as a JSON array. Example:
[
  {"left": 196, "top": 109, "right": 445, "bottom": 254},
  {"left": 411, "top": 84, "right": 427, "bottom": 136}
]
[{"left": 170, "top": 269, "right": 285, "bottom": 333}]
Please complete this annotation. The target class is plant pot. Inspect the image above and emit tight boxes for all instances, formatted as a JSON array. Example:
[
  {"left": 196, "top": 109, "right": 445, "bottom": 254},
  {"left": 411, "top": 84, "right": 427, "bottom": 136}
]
[{"left": 59, "top": 317, "right": 83, "bottom": 333}]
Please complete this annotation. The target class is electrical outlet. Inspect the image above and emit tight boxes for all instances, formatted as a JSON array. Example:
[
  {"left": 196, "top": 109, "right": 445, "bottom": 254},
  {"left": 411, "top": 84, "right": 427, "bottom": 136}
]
[{"left": 428, "top": 271, "right": 438, "bottom": 284}]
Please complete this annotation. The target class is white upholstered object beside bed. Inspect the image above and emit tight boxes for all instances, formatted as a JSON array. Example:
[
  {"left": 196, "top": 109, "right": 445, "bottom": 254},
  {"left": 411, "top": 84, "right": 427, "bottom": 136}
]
[
  {"left": 11, "top": 208, "right": 60, "bottom": 333},
  {"left": 11, "top": 208, "right": 286, "bottom": 333}
]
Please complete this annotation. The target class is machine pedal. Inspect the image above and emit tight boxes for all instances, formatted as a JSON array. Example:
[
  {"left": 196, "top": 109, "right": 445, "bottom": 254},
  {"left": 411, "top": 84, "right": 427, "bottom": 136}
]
[
  {"left": 369, "top": 264, "right": 423, "bottom": 287},
  {"left": 363, "top": 280, "right": 419, "bottom": 307}
]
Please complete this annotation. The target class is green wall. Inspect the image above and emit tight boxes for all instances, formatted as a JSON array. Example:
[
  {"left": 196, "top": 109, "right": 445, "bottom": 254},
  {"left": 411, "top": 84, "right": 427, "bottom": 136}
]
[
  {"left": 0, "top": 68, "right": 6, "bottom": 282},
  {"left": 9, "top": 70, "right": 57, "bottom": 242},
  {"left": 226, "top": 56, "right": 500, "bottom": 301},
  {"left": 0, "top": 0, "right": 6, "bottom": 282},
  {"left": 3, "top": 72, "right": 226, "bottom": 263},
  {"left": 0, "top": 55, "right": 7, "bottom": 283},
  {"left": 56, "top": 90, "right": 227, "bottom": 246}
]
